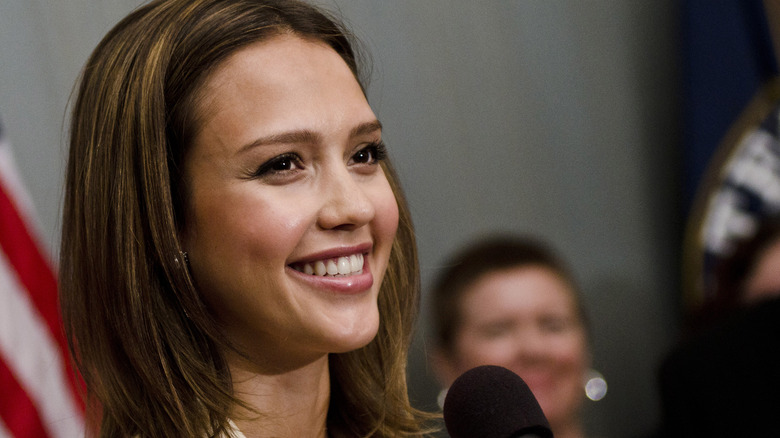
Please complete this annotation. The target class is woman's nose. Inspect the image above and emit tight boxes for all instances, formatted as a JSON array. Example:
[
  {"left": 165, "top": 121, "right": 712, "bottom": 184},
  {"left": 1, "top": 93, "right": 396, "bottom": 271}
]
[
  {"left": 511, "top": 329, "right": 550, "bottom": 361},
  {"left": 316, "top": 166, "right": 375, "bottom": 231}
]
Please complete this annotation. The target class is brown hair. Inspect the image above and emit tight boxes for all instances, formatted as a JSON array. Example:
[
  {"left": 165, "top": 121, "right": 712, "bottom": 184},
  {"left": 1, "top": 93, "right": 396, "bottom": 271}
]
[
  {"left": 60, "top": 0, "right": 430, "bottom": 436},
  {"left": 429, "top": 234, "right": 587, "bottom": 354}
]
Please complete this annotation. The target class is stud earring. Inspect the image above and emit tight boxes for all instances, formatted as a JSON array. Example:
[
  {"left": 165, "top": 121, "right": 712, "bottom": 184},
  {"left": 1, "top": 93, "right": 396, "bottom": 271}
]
[
  {"left": 174, "top": 251, "right": 189, "bottom": 265},
  {"left": 584, "top": 369, "right": 607, "bottom": 401},
  {"left": 173, "top": 251, "right": 192, "bottom": 319},
  {"left": 437, "top": 388, "right": 448, "bottom": 410}
]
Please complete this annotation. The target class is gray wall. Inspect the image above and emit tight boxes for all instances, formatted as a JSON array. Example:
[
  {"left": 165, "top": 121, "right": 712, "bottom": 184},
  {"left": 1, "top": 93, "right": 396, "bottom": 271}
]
[{"left": 1, "top": 1, "right": 682, "bottom": 437}]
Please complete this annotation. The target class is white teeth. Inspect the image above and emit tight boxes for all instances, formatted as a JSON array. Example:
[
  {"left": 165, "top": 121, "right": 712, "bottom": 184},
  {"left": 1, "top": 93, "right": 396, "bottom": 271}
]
[
  {"left": 350, "top": 254, "right": 361, "bottom": 272},
  {"left": 296, "top": 254, "right": 364, "bottom": 277},
  {"left": 337, "top": 257, "right": 351, "bottom": 275},
  {"left": 326, "top": 259, "right": 339, "bottom": 275}
]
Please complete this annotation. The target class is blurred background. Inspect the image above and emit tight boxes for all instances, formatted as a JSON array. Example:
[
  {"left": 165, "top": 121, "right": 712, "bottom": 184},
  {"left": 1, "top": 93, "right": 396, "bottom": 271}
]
[{"left": 1, "top": 1, "right": 775, "bottom": 437}]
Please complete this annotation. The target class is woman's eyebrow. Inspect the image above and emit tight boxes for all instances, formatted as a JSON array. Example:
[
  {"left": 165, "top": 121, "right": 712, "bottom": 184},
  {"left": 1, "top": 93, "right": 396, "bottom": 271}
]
[
  {"left": 237, "top": 120, "right": 382, "bottom": 154},
  {"left": 350, "top": 120, "right": 383, "bottom": 138},
  {"left": 238, "top": 130, "right": 321, "bottom": 154}
]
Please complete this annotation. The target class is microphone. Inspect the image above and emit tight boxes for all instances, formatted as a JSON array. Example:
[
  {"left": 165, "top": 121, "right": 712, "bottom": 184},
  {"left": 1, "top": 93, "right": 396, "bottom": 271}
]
[{"left": 443, "top": 365, "right": 553, "bottom": 438}]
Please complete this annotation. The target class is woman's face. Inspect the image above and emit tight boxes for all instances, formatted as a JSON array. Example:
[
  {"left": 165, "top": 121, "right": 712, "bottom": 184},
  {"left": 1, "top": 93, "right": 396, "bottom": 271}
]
[
  {"left": 181, "top": 35, "right": 399, "bottom": 370},
  {"left": 743, "top": 236, "right": 780, "bottom": 303},
  {"left": 445, "top": 266, "right": 588, "bottom": 428}
]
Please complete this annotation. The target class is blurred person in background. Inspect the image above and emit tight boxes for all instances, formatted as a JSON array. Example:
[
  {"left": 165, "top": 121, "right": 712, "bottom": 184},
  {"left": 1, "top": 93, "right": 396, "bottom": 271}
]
[
  {"left": 428, "top": 235, "right": 606, "bottom": 438},
  {"left": 659, "top": 215, "right": 780, "bottom": 437}
]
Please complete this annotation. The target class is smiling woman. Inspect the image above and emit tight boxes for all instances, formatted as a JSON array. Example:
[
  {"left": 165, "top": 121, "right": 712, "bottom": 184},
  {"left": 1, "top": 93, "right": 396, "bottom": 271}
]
[
  {"left": 428, "top": 235, "right": 596, "bottom": 438},
  {"left": 182, "top": 35, "right": 399, "bottom": 370},
  {"left": 59, "top": 0, "right": 432, "bottom": 437}
]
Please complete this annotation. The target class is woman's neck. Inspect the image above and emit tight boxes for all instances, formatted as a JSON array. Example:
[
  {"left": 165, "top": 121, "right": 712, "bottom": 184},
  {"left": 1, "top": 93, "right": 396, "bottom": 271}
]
[
  {"left": 228, "top": 353, "right": 331, "bottom": 438},
  {"left": 551, "top": 419, "right": 586, "bottom": 438}
]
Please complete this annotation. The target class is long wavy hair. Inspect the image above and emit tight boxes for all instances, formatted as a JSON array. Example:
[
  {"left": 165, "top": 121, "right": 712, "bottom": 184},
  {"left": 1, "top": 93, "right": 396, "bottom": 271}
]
[{"left": 60, "top": 0, "right": 430, "bottom": 436}]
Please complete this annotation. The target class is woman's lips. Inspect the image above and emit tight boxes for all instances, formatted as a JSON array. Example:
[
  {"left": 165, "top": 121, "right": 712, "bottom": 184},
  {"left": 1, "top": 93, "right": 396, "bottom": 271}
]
[
  {"left": 290, "top": 253, "right": 364, "bottom": 277},
  {"left": 287, "top": 252, "right": 373, "bottom": 294}
]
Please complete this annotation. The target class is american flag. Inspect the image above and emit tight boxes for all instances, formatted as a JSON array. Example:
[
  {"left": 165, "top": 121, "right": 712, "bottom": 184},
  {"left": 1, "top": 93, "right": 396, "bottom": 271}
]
[{"left": 0, "top": 121, "right": 83, "bottom": 436}]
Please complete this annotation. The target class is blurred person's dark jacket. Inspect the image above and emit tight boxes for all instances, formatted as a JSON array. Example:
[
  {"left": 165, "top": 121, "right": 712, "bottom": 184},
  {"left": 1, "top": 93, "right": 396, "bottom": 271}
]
[{"left": 658, "top": 295, "right": 780, "bottom": 437}]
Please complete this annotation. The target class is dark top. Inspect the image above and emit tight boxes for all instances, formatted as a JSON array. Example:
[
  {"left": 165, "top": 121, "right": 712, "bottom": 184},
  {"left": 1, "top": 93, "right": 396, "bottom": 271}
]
[{"left": 658, "top": 295, "right": 780, "bottom": 437}]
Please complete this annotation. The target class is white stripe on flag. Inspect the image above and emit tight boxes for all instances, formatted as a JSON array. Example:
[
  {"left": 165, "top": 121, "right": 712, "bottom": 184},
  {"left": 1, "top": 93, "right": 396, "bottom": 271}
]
[
  {"left": 0, "top": 251, "right": 83, "bottom": 438},
  {"left": 0, "top": 138, "right": 45, "bottom": 252}
]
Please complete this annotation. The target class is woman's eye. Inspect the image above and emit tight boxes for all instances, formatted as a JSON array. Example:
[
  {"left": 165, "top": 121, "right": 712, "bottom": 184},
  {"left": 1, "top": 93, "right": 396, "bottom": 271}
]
[
  {"left": 478, "top": 322, "right": 513, "bottom": 339},
  {"left": 253, "top": 153, "right": 302, "bottom": 178},
  {"left": 270, "top": 156, "right": 293, "bottom": 171},
  {"left": 539, "top": 316, "right": 570, "bottom": 334},
  {"left": 350, "top": 141, "right": 387, "bottom": 165}
]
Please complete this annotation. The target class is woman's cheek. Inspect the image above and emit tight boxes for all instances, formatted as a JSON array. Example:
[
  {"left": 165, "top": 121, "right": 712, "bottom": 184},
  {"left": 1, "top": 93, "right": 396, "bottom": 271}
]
[{"left": 375, "top": 181, "right": 400, "bottom": 237}]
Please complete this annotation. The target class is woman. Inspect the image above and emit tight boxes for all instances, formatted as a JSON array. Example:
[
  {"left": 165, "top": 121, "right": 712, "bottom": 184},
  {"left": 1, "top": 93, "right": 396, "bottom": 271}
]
[
  {"left": 682, "top": 215, "right": 780, "bottom": 336},
  {"left": 60, "top": 0, "right": 431, "bottom": 436},
  {"left": 659, "top": 216, "right": 780, "bottom": 437},
  {"left": 429, "top": 235, "right": 597, "bottom": 438}
]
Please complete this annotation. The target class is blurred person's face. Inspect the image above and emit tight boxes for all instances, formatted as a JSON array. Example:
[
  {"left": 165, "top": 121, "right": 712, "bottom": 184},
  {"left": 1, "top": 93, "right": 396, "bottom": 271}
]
[
  {"left": 743, "top": 236, "right": 780, "bottom": 303},
  {"left": 181, "top": 35, "right": 399, "bottom": 371},
  {"left": 440, "top": 266, "right": 588, "bottom": 430}
]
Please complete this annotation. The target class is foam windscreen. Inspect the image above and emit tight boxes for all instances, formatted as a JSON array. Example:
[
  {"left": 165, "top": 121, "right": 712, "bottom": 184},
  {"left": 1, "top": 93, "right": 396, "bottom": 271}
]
[{"left": 443, "top": 365, "right": 553, "bottom": 438}]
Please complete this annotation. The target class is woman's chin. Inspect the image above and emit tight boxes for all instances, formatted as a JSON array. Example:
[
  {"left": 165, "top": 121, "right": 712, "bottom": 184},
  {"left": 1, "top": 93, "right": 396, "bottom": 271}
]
[
  {"left": 331, "top": 325, "right": 380, "bottom": 353},
  {"left": 318, "top": 310, "right": 380, "bottom": 354}
]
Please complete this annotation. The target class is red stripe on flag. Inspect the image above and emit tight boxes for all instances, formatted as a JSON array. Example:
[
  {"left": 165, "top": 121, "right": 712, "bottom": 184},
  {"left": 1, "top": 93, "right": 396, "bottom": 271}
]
[
  {"left": 0, "top": 353, "right": 52, "bottom": 438},
  {"left": 0, "top": 182, "right": 84, "bottom": 411}
]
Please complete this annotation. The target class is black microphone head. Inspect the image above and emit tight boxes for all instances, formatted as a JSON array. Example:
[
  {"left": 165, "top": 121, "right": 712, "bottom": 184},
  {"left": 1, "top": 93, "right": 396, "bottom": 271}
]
[{"left": 443, "top": 365, "right": 553, "bottom": 438}]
